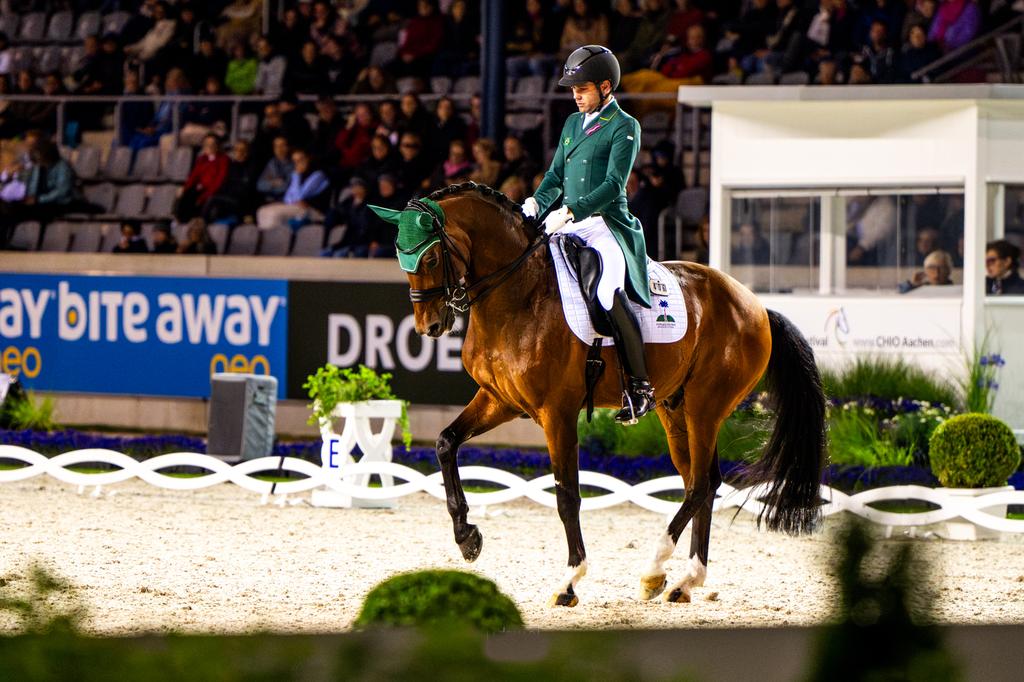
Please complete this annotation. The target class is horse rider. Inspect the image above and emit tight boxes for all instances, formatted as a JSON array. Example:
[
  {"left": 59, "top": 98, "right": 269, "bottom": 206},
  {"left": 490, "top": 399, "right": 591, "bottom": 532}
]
[{"left": 522, "top": 45, "right": 654, "bottom": 424}]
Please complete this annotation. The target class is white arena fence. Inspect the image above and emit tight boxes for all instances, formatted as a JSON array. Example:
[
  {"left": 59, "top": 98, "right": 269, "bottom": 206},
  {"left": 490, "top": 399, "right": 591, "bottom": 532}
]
[{"left": 2, "top": 445, "right": 1024, "bottom": 535}]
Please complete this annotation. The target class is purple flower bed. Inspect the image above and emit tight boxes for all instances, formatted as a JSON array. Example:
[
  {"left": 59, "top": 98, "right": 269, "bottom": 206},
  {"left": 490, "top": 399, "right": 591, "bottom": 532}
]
[{"left": 2, "top": 429, "right": 1021, "bottom": 492}]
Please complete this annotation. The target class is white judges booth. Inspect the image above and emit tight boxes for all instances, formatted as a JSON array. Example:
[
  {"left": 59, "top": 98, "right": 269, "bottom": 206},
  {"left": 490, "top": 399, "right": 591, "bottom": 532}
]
[{"left": 678, "top": 85, "right": 1024, "bottom": 437}]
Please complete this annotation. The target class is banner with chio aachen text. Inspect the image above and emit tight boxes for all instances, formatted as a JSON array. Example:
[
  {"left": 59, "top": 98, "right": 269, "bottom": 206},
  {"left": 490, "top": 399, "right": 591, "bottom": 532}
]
[
  {"left": 286, "top": 281, "right": 477, "bottom": 405},
  {"left": 0, "top": 273, "right": 288, "bottom": 398}
]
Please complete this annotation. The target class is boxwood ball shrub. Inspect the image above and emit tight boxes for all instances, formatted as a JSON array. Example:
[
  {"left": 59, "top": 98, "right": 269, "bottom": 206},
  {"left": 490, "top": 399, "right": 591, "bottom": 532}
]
[
  {"left": 354, "top": 570, "right": 523, "bottom": 634},
  {"left": 928, "top": 413, "right": 1021, "bottom": 488}
]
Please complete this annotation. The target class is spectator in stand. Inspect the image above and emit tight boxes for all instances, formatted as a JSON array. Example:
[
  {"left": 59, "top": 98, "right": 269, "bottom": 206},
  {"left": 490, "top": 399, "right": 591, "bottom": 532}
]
[
  {"left": 621, "top": 24, "right": 712, "bottom": 108},
  {"left": 278, "top": 92, "right": 313, "bottom": 149},
  {"left": 667, "top": 0, "right": 703, "bottom": 43},
  {"left": 255, "top": 37, "right": 287, "bottom": 98},
  {"left": 124, "top": 1, "right": 177, "bottom": 74},
  {"left": 430, "top": 138, "right": 473, "bottom": 188},
  {"left": 761, "top": 0, "right": 810, "bottom": 74},
  {"left": 168, "top": 3, "right": 201, "bottom": 68},
  {"left": 902, "top": 0, "right": 937, "bottom": 45},
  {"left": 392, "top": 0, "right": 445, "bottom": 79},
  {"left": 225, "top": 42, "right": 258, "bottom": 95},
  {"left": 857, "top": 0, "right": 906, "bottom": 50},
  {"left": 118, "top": 70, "right": 154, "bottom": 146},
  {"left": 899, "top": 249, "right": 954, "bottom": 293},
  {"left": 499, "top": 175, "right": 528, "bottom": 204},
  {"left": 985, "top": 239, "right": 1024, "bottom": 294},
  {"left": 286, "top": 41, "right": 328, "bottom": 95},
  {"left": 498, "top": 135, "right": 538, "bottom": 187},
  {"left": 336, "top": 102, "right": 377, "bottom": 177},
  {"left": 215, "top": 0, "right": 263, "bottom": 50},
  {"left": 192, "top": 38, "right": 229, "bottom": 89},
  {"left": 256, "top": 148, "right": 330, "bottom": 230},
  {"left": 395, "top": 131, "right": 432, "bottom": 196},
  {"left": 71, "top": 35, "right": 108, "bottom": 95},
  {"left": 507, "top": 0, "right": 561, "bottom": 79},
  {"left": 257, "top": 135, "right": 293, "bottom": 203},
  {"left": 805, "top": 0, "right": 858, "bottom": 74},
  {"left": 900, "top": 23, "right": 941, "bottom": 82},
  {"left": 321, "top": 176, "right": 375, "bottom": 257},
  {"left": 0, "top": 75, "right": 14, "bottom": 140},
  {"left": 12, "top": 73, "right": 61, "bottom": 137},
  {"left": 356, "top": 134, "right": 398, "bottom": 187},
  {"left": 620, "top": 0, "right": 672, "bottom": 73},
  {"left": 5, "top": 71, "right": 42, "bottom": 138},
  {"left": 311, "top": 94, "right": 346, "bottom": 169},
  {"left": 723, "top": 0, "right": 777, "bottom": 68},
  {"left": 322, "top": 35, "right": 359, "bottom": 93},
  {"left": 817, "top": 57, "right": 841, "bottom": 84},
  {"left": 350, "top": 64, "right": 398, "bottom": 96},
  {"left": 376, "top": 99, "right": 401, "bottom": 145},
  {"left": 398, "top": 93, "right": 433, "bottom": 145},
  {"left": 128, "top": 68, "right": 191, "bottom": 153},
  {"left": 427, "top": 96, "right": 467, "bottom": 165},
  {"left": 13, "top": 137, "right": 79, "bottom": 225},
  {"left": 731, "top": 222, "right": 771, "bottom": 265},
  {"left": 0, "top": 32, "right": 11, "bottom": 79},
  {"left": 113, "top": 221, "right": 149, "bottom": 253},
  {"left": 435, "top": 0, "right": 480, "bottom": 78},
  {"left": 930, "top": 0, "right": 982, "bottom": 54},
  {"left": 912, "top": 226, "right": 943, "bottom": 266},
  {"left": 175, "top": 134, "right": 230, "bottom": 223},
  {"left": 560, "top": 0, "right": 610, "bottom": 60},
  {"left": 309, "top": 0, "right": 346, "bottom": 49},
  {"left": 859, "top": 20, "right": 897, "bottom": 83},
  {"left": 203, "top": 140, "right": 258, "bottom": 226},
  {"left": 151, "top": 222, "right": 178, "bottom": 253},
  {"left": 177, "top": 220, "right": 218, "bottom": 254},
  {"left": 273, "top": 7, "right": 309, "bottom": 62},
  {"left": 470, "top": 138, "right": 501, "bottom": 187},
  {"left": 366, "top": 174, "right": 402, "bottom": 257},
  {"left": 179, "top": 76, "right": 231, "bottom": 146},
  {"left": 250, "top": 103, "right": 285, "bottom": 170}
]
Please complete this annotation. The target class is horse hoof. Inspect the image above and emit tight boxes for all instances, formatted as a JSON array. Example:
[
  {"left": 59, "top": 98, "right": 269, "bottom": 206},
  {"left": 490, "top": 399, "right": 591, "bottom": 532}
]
[
  {"left": 638, "top": 575, "right": 667, "bottom": 601},
  {"left": 549, "top": 591, "right": 579, "bottom": 608},
  {"left": 663, "top": 586, "right": 691, "bottom": 604},
  {"left": 457, "top": 526, "right": 483, "bottom": 563}
]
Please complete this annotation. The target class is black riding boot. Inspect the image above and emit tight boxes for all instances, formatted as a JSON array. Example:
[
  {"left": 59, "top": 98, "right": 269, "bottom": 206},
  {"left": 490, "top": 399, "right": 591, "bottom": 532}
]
[{"left": 607, "top": 289, "right": 655, "bottom": 424}]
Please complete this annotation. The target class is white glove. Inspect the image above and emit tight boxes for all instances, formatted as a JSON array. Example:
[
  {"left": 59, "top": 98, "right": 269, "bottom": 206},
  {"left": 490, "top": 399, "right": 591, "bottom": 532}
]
[
  {"left": 522, "top": 196, "right": 539, "bottom": 219},
  {"left": 543, "top": 206, "right": 574, "bottom": 235}
]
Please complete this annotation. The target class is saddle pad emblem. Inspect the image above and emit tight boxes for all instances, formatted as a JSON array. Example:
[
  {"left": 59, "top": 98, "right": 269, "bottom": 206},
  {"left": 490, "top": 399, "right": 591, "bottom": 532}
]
[
  {"left": 549, "top": 240, "right": 687, "bottom": 347},
  {"left": 650, "top": 278, "right": 669, "bottom": 296}
]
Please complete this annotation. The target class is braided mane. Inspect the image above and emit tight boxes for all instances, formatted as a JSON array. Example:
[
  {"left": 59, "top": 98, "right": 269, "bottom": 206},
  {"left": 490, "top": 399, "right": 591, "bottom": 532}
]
[{"left": 428, "top": 182, "right": 539, "bottom": 239}]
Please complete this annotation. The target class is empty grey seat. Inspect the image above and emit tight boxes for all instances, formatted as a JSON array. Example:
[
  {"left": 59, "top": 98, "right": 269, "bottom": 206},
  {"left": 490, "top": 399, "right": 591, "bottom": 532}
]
[
  {"left": 18, "top": 12, "right": 46, "bottom": 42},
  {"left": 237, "top": 113, "right": 259, "bottom": 142},
  {"left": 0, "top": 14, "right": 19, "bottom": 37},
  {"left": 98, "top": 223, "right": 122, "bottom": 252},
  {"left": 10, "top": 47, "right": 34, "bottom": 72},
  {"left": 430, "top": 76, "right": 452, "bottom": 94},
  {"left": 76, "top": 11, "right": 101, "bottom": 40},
  {"left": 146, "top": 184, "right": 177, "bottom": 218},
  {"left": 73, "top": 145, "right": 101, "bottom": 179},
  {"left": 325, "top": 225, "right": 345, "bottom": 250},
  {"left": 103, "top": 146, "right": 133, "bottom": 180},
  {"left": 164, "top": 146, "right": 194, "bottom": 182},
  {"left": 505, "top": 113, "right": 543, "bottom": 133},
  {"left": 453, "top": 75, "right": 480, "bottom": 95},
  {"left": 40, "top": 221, "right": 73, "bottom": 252},
  {"left": 61, "top": 46, "right": 84, "bottom": 76},
  {"left": 207, "top": 222, "right": 229, "bottom": 254},
  {"left": 9, "top": 222, "right": 40, "bottom": 251},
  {"left": 396, "top": 76, "right": 422, "bottom": 94},
  {"left": 83, "top": 182, "right": 116, "bottom": 213},
  {"left": 712, "top": 72, "right": 741, "bottom": 85},
  {"left": 745, "top": 71, "right": 777, "bottom": 85},
  {"left": 369, "top": 41, "right": 397, "bottom": 67},
  {"left": 46, "top": 10, "right": 73, "bottom": 41},
  {"left": 70, "top": 223, "right": 103, "bottom": 253},
  {"left": 132, "top": 146, "right": 161, "bottom": 180},
  {"left": 779, "top": 71, "right": 810, "bottom": 86},
  {"left": 37, "top": 45, "right": 61, "bottom": 73},
  {"left": 291, "top": 224, "right": 324, "bottom": 256},
  {"left": 102, "top": 11, "right": 132, "bottom": 36},
  {"left": 258, "top": 225, "right": 291, "bottom": 256},
  {"left": 227, "top": 224, "right": 259, "bottom": 255},
  {"left": 171, "top": 221, "right": 190, "bottom": 245},
  {"left": 113, "top": 183, "right": 147, "bottom": 218}
]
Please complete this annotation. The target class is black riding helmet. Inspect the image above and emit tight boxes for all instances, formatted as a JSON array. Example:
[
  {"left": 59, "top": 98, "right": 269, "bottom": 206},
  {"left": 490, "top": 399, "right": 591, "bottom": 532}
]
[{"left": 558, "top": 45, "right": 621, "bottom": 92}]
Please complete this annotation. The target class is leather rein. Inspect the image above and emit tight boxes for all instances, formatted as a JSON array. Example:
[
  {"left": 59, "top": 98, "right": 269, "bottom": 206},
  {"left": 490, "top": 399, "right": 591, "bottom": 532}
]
[{"left": 403, "top": 198, "right": 550, "bottom": 314}]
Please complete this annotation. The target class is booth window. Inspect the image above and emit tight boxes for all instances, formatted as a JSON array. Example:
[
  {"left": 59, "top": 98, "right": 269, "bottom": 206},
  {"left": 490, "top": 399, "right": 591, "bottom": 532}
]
[{"left": 727, "top": 188, "right": 964, "bottom": 295}]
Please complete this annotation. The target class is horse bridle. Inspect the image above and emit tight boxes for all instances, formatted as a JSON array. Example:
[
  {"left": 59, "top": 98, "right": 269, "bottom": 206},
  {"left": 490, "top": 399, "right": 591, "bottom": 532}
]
[{"left": 403, "top": 198, "right": 550, "bottom": 314}]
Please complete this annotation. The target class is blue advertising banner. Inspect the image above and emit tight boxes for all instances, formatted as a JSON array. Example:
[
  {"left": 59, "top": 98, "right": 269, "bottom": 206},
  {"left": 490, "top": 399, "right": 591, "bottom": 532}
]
[{"left": 0, "top": 274, "right": 288, "bottom": 398}]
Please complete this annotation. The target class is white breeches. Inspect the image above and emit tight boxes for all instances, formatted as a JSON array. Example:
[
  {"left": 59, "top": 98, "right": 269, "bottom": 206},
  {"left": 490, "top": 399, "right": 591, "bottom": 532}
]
[{"left": 562, "top": 215, "right": 625, "bottom": 311}]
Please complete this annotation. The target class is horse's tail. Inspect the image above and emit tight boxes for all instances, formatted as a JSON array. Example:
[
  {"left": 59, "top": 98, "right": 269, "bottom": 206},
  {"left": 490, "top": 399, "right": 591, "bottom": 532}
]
[{"left": 744, "top": 309, "right": 826, "bottom": 535}]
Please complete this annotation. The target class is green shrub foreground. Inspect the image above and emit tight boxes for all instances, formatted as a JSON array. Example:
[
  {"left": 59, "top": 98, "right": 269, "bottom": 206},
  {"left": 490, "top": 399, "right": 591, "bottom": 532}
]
[
  {"left": 354, "top": 570, "right": 523, "bottom": 634},
  {"left": 819, "top": 356, "right": 959, "bottom": 408},
  {"left": 928, "top": 414, "right": 1021, "bottom": 488}
]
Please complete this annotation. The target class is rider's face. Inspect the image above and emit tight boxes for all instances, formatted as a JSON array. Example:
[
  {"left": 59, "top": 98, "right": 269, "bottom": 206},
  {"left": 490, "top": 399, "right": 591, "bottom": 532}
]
[{"left": 571, "top": 82, "right": 606, "bottom": 113}]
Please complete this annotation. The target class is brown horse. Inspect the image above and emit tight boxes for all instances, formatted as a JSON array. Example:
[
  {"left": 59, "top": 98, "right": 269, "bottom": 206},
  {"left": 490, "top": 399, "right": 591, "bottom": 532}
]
[{"left": 381, "top": 183, "right": 826, "bottom": 607}]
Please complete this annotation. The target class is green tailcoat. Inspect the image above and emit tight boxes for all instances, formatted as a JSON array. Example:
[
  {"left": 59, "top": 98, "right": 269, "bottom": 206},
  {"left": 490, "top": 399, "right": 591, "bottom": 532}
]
[{"left": 533, "top": 100, "right": 650, "bottom": 307}]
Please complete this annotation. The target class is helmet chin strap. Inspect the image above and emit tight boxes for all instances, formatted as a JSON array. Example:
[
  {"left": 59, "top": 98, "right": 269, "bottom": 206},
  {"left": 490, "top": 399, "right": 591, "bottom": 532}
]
[{"left": 585, "top": 82, "right": 612, "bottom": 114}]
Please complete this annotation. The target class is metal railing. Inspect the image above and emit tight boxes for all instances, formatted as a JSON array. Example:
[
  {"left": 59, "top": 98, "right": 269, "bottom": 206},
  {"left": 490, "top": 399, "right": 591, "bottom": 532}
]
[{"left": 912, "top": 14, "right": 1024, "bottom": 84}]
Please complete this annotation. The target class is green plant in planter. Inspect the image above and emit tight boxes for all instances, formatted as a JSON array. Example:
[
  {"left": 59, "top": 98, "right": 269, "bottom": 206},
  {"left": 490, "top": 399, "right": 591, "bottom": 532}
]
[
  {"left": 928, "top": 413, "right": 1021, "bottom": 488},
  {"left": 354, "top": 570, "right": 523, "bottom": 634},
  {"left": 0, "top": 382, "right": 57, "bottom": 432},
  {"left": 304, "top": 364, "right": 411, "bottom": 449}
]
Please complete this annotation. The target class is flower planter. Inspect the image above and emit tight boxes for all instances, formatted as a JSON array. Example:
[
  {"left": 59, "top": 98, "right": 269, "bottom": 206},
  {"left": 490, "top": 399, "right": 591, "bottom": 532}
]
[
  {"left": 311, "top": 400, "right": 403, "bottom": 509},
  {"left": 936, "top": 485, "right": 1014, "bottom": 541}
]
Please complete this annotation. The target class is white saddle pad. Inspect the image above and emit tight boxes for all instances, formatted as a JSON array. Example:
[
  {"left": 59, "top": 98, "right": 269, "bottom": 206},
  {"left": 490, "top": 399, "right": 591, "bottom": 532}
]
[{"left": 549, "top": 237, "right": 687, "bottom": 346}]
